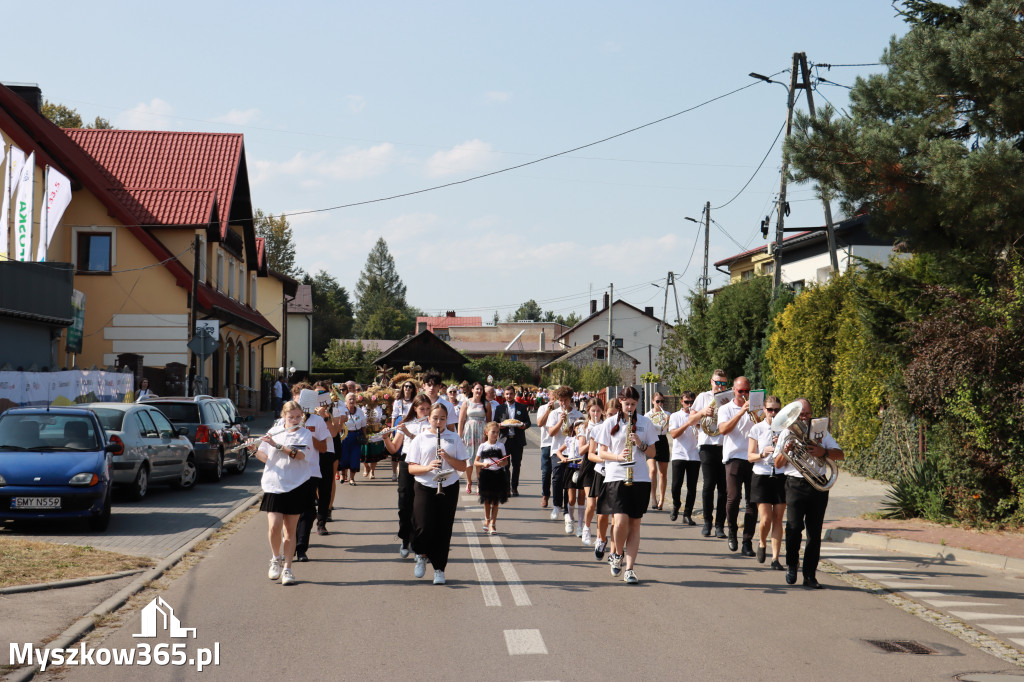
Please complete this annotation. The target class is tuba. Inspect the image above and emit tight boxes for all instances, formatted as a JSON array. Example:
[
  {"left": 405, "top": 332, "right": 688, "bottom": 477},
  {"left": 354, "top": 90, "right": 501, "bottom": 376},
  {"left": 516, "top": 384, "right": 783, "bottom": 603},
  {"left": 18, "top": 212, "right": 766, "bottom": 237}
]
[{"left": 771, "top": 401, "right": 838, "bottom": 492}]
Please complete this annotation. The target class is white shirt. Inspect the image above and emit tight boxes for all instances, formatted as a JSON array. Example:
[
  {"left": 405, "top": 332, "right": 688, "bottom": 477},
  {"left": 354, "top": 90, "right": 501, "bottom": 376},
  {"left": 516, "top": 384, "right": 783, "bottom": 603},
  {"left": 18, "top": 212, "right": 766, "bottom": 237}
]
[
  {"left": 645, "top": 408, "right": 670, "bottom": 436},
  {"left": 406, "top": 429, "right": 470, "bottom": 488},
  {"left": 399, "top": 416, "right": 429, "bottom": 460},
  {"left": 748, "top": 421, "right": 778, "bottom": 476},
  {"left": 258, "top": 427, "right": 313, "bottom": 494},
  {"left": 536, "top": 403, "right": 555, "bottom": 448},
  {"left": 548, "top": 406, "right": 584, "bottom": 454},
  {"left": 136, "top": 389, "right": 154, "bottom": 402},
  {"left": 587, "top": 422, "right": 607, "bottom": 474},
  {"left": 433, "top": 396, "right": 459, "bottom": 428},
  {"left": 777, "top": 427, "right": 840, "bottom": 479},
  {"left": 668, "top": 409, "right": 699, "bottom": 461},
  {"left": 693, "top": 390, "right": 724, "bottom": 446},
  {"left": 476, "top": 442, "right": 507, "bottom": 471},
  {"left": 596, "top": 414, "right": 660, "bottom": 483},
  {"left": 489, "top": 399, "right": 500, "bottom": 417},
  {"left": 392, "top": 398, "right": 413, "bottom": 425},
  {"left": 343, "top": 406, "right": 366, "bottom": 430},
  {"left": 717, "top": 400, "right": 753, "bottom": 462},
  {"left": 275, "top": 415, "right": 327, "bottom": 477}
]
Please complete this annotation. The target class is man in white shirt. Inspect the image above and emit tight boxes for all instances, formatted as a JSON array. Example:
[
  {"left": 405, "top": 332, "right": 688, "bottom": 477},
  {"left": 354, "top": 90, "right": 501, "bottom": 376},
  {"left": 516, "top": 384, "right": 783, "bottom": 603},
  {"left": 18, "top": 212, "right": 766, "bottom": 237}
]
[
  {"left": 547, "top": 386, "right": 584, "bottom": 530},
  {"left": 718, "top": 376, "right": 756, "bottom": 557},
  {"left": 536, "top": 392, "right": 557, "bottom": 509},
  {"left": 685, "top": 369, "right": 730, "bottom": 538},
  {"left": 485, "top": 385, "right": 500, "bottom": 419},
  {"left": 773, "top": 398, "right": 844, "bottom": 589}
]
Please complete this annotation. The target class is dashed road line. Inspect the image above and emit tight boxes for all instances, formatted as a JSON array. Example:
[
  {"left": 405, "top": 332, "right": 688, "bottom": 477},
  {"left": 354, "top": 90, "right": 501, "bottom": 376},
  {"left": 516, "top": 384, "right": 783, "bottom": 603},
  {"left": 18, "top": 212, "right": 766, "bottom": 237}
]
[
  {"left": 462, "top": 519, "right": 501, "bottom": 607},
  {"left": 950, "top": 612, "right": 1024, "bottom": 621},
  {"left": 504, "top": 629, "right": 548, "bottom": 655},
  {"left": 489, "top": 534, "right": 532, "bottom": 606}
]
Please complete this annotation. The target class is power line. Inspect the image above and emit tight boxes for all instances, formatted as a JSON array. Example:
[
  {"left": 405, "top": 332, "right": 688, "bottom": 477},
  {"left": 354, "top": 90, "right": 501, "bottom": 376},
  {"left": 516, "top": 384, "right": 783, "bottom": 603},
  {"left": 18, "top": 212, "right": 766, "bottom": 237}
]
[
  {"left": 711, "top": 117, "right": 787, "bottom": 210},
  {"left": 813, "top": 62, "right": 882, "bottom": 68}
]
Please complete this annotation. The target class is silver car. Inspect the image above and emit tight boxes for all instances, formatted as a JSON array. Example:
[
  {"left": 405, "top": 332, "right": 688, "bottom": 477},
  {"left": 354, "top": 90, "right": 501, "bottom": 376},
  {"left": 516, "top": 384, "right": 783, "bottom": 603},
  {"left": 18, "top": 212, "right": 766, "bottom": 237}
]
[{"left": 83, "top": 403, "right": 197, "bottom": 500}]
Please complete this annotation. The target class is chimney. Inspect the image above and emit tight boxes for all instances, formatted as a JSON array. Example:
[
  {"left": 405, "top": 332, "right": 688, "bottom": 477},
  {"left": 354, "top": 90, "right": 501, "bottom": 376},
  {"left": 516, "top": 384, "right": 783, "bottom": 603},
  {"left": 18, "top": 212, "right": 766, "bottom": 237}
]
[
  {"left": 6, "top": 83, "right": 43, "bottom": 113},
  {"left": 644, "top": 306, "right": 654, "bottom": 317},
  {"left": 416, "top": 321, "right": 427, "bottom": 333},
  {"left": 446, "top": 310, "right": 456, "bottom": 317},
  {"left": 590, "top": 299, "right": 597, "bottom": 314},
  {"left": 602, "top": 292, "right": 609, "bottom": 310},
  {"left": 539, "top": 328, "right": 546, "bottom": 351}
]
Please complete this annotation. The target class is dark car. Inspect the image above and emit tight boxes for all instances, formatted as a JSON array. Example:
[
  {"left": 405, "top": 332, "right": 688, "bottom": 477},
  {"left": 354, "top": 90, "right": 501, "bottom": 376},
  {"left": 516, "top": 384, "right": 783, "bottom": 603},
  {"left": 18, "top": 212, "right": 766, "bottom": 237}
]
[
  {"left": 140, "top": 396, "right": 246, "bottom": 480},
  {"left": 82, "top": 403, "right": 197, "bottom": 499},
  {"left": 0, "top": 407, "right": 116, "bottom": 531}
]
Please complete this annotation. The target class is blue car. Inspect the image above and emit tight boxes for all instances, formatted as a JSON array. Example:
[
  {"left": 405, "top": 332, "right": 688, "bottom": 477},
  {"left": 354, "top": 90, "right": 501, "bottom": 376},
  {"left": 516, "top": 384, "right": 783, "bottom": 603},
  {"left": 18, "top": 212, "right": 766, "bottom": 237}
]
[{"left": 0, "top": 407, "right": 117, "bottom": 531}]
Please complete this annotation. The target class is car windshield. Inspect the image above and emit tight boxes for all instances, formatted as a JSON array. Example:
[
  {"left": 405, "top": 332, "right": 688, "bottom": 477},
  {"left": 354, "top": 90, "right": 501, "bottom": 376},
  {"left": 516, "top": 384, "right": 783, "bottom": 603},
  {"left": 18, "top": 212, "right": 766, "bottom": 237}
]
[
  {"left": 217, "top": 401, "right": 238, "bottom": 420},
  {"left": 0, "top": 414, "right": 101, "bottom": 451},
  {"left": 151, "top": 403, "right": 200, "bottom": 424},
  {"left": 91, "top": 408, "right": 127, "bottom": 432}
]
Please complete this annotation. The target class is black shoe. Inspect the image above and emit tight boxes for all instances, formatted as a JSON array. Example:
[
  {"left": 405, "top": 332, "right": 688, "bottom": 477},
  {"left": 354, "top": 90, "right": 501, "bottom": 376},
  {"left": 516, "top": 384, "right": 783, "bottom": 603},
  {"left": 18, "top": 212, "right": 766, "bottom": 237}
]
[
  {"left": 756, "top": 545, "right": 766, "bottom": 563},
  {"left": 683, "top": 515, "right": 697, "bottom": 526},
  {"left": 728, "top": 535, "right": 738, "bottom": 552},
  {"left": 669, "top": 508, "right": 679, "bottom": 522},
  {"left": 511, "top": 489, "right": 519, "bottom": 497},
  {"left": 771, "top": 559, "right": 784, "bottom": 570},
  {"left": 316, "top": 523, "right": 329, "bottom": 536},
  {"left": 803, "top": 576, "right": 823, "bottom": 589},
  {"left": 715, "top": 527, "right": 727, "bottom": 539},
  {"left": 785, "top": 568, "right": 797, "bottom": 585},
  {"left": 295, "top": 552, "right": 309, "bottom": 563},
  {"left": 741, "top": 541, "right": 755, "bottom": 557},
  {"left": 701, "top": 523, "right": 712, "bottom": 537}
]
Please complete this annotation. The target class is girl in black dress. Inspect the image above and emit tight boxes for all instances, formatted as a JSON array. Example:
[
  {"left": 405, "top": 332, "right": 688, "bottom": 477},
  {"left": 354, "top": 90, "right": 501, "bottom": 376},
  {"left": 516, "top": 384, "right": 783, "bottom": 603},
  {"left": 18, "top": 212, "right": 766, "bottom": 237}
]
[{"left": 474, "top": 422, "right": 509, "bottom": 534}]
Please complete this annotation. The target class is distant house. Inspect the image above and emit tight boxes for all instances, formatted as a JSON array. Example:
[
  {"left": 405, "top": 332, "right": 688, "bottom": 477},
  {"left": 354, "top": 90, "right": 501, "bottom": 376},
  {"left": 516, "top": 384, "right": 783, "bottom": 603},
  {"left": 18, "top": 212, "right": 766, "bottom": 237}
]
[
  {"left": 556, "top": 296, "right": 672, "bottom": 377},
  {"left": 372, "top": 330, "right": 467, "bottom": 377},
  {"left": 714, "top": 214, "right": 894, "bottom": 290},
  {"left": 540, "top": 339, "right": 639, "bottom": 387},
  {"left": 447, "top": 321, "right": 568, "bottom": 380},
  {"left": 415, "top": 311, "right": 482, "bottom": 340}
]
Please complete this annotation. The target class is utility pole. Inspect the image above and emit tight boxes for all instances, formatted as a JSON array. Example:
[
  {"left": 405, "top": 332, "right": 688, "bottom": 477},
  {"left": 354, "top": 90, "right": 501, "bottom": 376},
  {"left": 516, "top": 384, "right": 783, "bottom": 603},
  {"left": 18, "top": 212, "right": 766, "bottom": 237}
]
[
  {"left": 798, "top": 53, "right": 841, "bottom": 274},
  {"left": 702, "top": 201, "right": 711, "bottom": 297},
  {"left": 774, "top": 53, "right": 800, "bottom": 291},
  {"left": 606, "top": 282, "right": 613, "bottom": 366},
  {"left": 189, "top": 234, "right": 200, "bottom": 397}
]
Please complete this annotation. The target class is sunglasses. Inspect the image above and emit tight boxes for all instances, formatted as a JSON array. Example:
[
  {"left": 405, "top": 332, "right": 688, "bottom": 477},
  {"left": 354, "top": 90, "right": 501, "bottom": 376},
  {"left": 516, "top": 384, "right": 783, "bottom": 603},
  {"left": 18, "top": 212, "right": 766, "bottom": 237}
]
[
  {"left": 713, "top": 380, "right": 728, "bottom": 387},
  {"left": 654, "top": 400, "right": 663, "bottom": 404},
  {"left": 682, "top": 400, "right": 694, "bottom": 405},
  {"left": 765, "top": 407, "right": 780, "bottom": 413}
]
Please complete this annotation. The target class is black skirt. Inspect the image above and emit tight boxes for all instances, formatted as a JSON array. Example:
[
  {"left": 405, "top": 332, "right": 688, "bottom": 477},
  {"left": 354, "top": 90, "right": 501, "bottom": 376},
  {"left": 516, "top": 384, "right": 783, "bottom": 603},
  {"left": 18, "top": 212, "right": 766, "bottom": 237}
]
[
  {"left": 566, "top": 464, "right": 586, "bottom": 490},
  {"left": 751, "top": 473, "right": 786, "bottom": 505},
  {"left": 477, "top": 467, "right": 509, "bottom": 504},
  {"left": 588, "top": 470, "right": 605, "bottom": 500},
  {"left": 260, "top": 479, "right": 312, "bottom": 515},
  {"left": 600, "top": 480, "right": 652, "bottom": 519},
  {"left": 654, "top": 435, "right": 671, "bottom": 463}
]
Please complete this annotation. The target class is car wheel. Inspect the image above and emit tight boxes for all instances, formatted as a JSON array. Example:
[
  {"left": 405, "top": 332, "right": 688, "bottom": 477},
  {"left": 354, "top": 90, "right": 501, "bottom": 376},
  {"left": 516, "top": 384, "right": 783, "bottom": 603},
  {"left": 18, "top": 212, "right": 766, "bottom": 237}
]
[
  {"left": 232, "top": 447, "right": 247, "bottom": 475},
  {"left": 88, "top": 491, "right": 112, "bottom": 532},
  {"left": 129, "top": 465, "right": 149, "bottom": 501},
  {"left": 206, "top": 449, "right": 224, "bottom": 483},
  {"left": 173, "top": 455, "right": 197, "bottom": 490}
]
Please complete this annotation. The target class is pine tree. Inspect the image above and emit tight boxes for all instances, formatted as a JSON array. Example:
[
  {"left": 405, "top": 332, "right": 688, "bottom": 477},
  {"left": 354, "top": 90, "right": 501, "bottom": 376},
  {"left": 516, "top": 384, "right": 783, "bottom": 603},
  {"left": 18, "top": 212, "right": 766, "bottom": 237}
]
[
  {"left": 253, "top": 209, "right": 299, "bottom": 278},
  {"left": 353, "top": 238, "right": 415, "bottom": 339}
]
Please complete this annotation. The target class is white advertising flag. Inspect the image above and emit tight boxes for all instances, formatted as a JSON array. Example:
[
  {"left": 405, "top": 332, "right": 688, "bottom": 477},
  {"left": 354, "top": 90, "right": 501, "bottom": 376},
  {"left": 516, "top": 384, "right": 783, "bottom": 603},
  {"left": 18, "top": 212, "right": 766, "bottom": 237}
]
[
  {"left": 0, "top": 145, "right": 27, "bottom": 259},
  {"left": 14, "top": 151, "right": 35, "bottom": 261},
  {"left": 37, "top": 166, "right": 72, "bottom": 261}
]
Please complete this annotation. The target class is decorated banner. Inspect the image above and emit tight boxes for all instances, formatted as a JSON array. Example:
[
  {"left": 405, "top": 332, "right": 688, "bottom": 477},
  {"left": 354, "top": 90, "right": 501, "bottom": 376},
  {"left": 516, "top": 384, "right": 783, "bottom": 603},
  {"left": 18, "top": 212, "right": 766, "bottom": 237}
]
[
  {"left": 14, "top": 151, "right": 35, "bottom": 261},
  {"left": 0, "top": 145, "right": 27, "bottom": 259},
  {"left": 38, "top": 166, "right": 72, "bottom": 261},
  {"left": 67, "top": 290, "right": 86, "bottom": 355},
  {"left": 0, "top": 369, "right": 134, "bottom": 412}
]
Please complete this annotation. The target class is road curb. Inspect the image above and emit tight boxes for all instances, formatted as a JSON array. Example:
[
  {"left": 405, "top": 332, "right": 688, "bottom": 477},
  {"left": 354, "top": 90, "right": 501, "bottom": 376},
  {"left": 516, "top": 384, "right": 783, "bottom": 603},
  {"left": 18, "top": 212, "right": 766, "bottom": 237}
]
[
  {"left": 0, "top": 569, "right": 147, "bottom": 596},
  {"left": 6, "top": 491, "right": 262, "bottom": 682},
  {"left": 823, "top": 527, "right": 1024, "bottom": 573}
]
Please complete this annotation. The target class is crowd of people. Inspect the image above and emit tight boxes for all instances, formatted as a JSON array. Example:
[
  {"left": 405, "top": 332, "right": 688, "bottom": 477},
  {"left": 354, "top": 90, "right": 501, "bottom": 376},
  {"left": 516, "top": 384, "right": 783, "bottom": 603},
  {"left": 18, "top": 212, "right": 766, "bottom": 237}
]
[{"left": 252, "top": 370, "right": 843, "bottom": 589}]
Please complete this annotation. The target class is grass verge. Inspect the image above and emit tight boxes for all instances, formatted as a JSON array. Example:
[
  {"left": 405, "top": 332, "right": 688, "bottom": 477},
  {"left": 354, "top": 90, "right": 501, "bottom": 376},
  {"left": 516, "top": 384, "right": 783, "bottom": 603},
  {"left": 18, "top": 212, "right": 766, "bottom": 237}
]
[{"left": 0, "top": 538, "right": 154, "bottom": 588}]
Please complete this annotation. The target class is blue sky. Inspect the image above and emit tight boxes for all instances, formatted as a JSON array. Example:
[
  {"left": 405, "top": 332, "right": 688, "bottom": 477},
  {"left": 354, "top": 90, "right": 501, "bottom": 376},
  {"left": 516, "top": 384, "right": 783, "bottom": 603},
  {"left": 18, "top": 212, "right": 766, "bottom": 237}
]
[{"left": 6, "top": 1, "right": 908, "bottom": 323}]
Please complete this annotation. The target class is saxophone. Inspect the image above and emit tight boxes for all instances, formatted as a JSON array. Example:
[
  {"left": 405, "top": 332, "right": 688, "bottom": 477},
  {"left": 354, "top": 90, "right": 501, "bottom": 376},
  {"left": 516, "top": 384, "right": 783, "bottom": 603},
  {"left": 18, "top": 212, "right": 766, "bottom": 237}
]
[{"left": 623, "top": 416, "right": 635, "bottom": 487}]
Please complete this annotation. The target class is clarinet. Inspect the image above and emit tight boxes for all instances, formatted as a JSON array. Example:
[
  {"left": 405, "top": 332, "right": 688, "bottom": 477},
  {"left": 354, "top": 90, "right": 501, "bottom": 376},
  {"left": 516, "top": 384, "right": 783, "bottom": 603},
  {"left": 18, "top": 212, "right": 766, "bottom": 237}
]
[
  {"left": 624, "top": 413, "right": 636, "bottom": 487},
  {"left": 435, "top": 429, "right": 446, "bottom": 496}
]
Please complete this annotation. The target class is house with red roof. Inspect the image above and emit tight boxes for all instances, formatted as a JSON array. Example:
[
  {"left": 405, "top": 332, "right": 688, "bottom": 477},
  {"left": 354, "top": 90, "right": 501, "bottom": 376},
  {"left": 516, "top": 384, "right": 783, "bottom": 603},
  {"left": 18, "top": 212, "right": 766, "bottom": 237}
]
[{"left": 0, "top": 83, "right": 293, "bottom": 407}]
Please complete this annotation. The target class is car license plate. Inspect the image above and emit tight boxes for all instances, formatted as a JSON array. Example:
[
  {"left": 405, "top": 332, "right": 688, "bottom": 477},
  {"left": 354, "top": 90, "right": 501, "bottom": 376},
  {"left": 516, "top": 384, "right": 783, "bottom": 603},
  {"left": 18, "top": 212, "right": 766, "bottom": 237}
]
[{"left": 11, "top": 497, "right": 62, "bottom": 509}]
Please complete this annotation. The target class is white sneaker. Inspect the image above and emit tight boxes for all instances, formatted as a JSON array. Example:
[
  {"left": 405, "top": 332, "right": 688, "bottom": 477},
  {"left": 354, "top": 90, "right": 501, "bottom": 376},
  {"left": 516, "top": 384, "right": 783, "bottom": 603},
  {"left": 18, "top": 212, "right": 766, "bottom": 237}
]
[
  {"left": 549, "top": 508, "right": 559, "bottom": 520},
  {"left": 576, "top": 523, "right": 584, "bottom": 538},
  {"left": 564, "top": 513, "right": 574, "bottom": 535},
  {"left": 623, "top": 569, "right": 638, "bottom": 584},
  {"left": 433, "top": 569, "right": 446, "bottom": 585},
  {"left": 609, "top": 553, "right": 622, "bottom": 577},
  {"left": 281, "top": 568, "right": 296, "bottom": 586},
  {"left": 581, "top": 528, "right": 592, "bottom": 546},
  {"left": 400, "top": 543, "right": 410, "bottom": 559},
  {"left": 268, "top": 556, "right": 283, "bottom": 580},
  {"left": 414, "top": 555, "right": 427, "bottom": 578},
  {"left": 594, "top": 538, "right": 607, "bottom": 560}
]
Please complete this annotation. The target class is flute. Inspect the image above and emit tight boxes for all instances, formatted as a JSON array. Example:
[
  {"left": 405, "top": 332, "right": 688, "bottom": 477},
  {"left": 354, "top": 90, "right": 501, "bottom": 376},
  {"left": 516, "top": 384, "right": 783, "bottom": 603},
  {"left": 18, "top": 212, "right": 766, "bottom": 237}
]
[{"left": 228, "top": 424, "right": 304, "bottom": 454}]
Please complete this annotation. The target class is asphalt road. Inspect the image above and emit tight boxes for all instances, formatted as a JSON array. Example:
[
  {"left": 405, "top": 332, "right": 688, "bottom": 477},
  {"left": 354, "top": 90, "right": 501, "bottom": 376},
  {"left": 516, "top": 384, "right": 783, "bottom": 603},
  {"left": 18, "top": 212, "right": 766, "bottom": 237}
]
[{"left": 28, "top": 429, "right": 1024, "bottom": 681}]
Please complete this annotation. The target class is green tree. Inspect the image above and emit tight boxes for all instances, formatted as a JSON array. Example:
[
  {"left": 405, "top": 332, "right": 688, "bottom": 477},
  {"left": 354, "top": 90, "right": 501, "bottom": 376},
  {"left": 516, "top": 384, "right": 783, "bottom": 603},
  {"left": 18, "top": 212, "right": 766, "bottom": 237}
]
[
  {"left": 42, "top": 100, "right": 114, "bottom": 129},
  {"left": 578, "top": 362, "right": 623, "bottom": 392},
  {"left": 253, "top": 209, "right": 299, "bottom": 278},
  {"left": 353, "top": 238, "right": 416, "bottom": 339},
  {"left": 555, "top": 312, "right": 582, "bottom": 328},
  {"left": 302, "top": 269, "right": 354, "bottom": 354},
  {"left": 463, "top": 355, "right": 532, "bottom": 384},
  {"left": 541, "top": 361, "right": 581, "bottom": 389},
  {"left": 313, "top": 339, "right": 379, "bottom": 371},
  {"left": 507, "top": 299, "right": 544, "bottom": 322}
]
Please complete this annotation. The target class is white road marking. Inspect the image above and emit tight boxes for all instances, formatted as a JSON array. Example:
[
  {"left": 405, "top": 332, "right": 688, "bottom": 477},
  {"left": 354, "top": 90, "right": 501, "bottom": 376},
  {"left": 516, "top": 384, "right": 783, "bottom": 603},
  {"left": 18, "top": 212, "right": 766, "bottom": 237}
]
[
  {"left": 462, "top": 519, "right": 501, "bottom": 607},
  {"left": 978, "top": 624, "right": 1024, "bottom": 635},
  {"left": 833, "top": 560, "right": 898, "bottom": 566},
  {"left": 504, "top": 629, "right": 548, "bottom": 655},
  {"left": 1011, "top": 638, "right": 1024, "bottom": 648},
  {"left": 880, "top": 582, "right": 953, "bottom": 589},
  {"left": 490, "top": 535, "right": 532, "bottom": 606},
  {"left": 903, "top": 590, "right": 952, "bottom": 598},
  {"left": 950, "top": 612, "right": 1024, "bottom": 621},
  {"left": 923, "top": 600, "right": 1001, "bottom": 608}
]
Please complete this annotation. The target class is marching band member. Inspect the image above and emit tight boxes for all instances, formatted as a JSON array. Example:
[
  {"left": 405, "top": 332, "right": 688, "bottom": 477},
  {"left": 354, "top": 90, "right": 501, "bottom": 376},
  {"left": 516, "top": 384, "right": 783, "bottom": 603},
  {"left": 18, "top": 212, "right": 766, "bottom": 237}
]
[
  {"left": 555, "top": 417, "right": 586, "bottom": 539},
  {"left": 389, "top": 381, "right": 418, "bottom": 481},
  {"left": 596, "top": 387, "right": 660, "bottom": 584},
  {"left": 312, "top": 381, "right": 342, "bottom": 536},
  {"left": 474, "top": 422, "right": 509, "bottom": 535},
  {"left": 286, "top": 384, "right": 328, "bottom": 563},
  {"left": 382, "top": 393, "right": 432, "bottom": 558},
  {"left": 547, "top": 386, "right": 584, "bottom": 534},
  {"left": 747, "top": 395, "right": 786, "bottom": 569},
  {"left": 578, "top": 397, "right": 605, "bottom": 546},
  {"left": 255, "top": 401, "right": 313, "bottom": 586},
  {"left": 718, "top": 376, "right": 757, "bottom": 557},
  {"left": 773, "top": 398, "right": 844, "bottom": 589},
  {"left": 406, "top": 402, "right": 470, "bottom": 585},
  {"left": 422, "top": 372, "right": 459, "bottom": 432},
  {"left": 688, "top": 370, "right": 730, "bottom": 538},
  {"left": 536, "top": 393, "right": 558, "bottom": 509},
  {"left": 668, "top": 391, "right": 700, "bottom": 524},
  {"left": 592, "top": 398, "right": 621, "bottom": 561},
  {"left": 644, "top": 392, "right": 671, "bottom": 510}
]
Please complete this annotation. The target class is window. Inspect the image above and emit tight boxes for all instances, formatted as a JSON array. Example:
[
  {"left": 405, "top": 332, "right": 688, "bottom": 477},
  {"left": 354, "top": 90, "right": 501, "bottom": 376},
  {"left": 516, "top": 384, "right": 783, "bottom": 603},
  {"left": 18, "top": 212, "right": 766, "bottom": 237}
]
[
  {"left": 228, "top": 260, "right": 235, "bottom": 299},
  {"left": 238, "top": 267, "right": 245, "bottom": 302},
  {"left": 741, "top": 269, "right": 754, "bottom": 281},
  {"left": 596, "top": 348, "right": 606, "bottom": 360},
  {"left": 217, "top": 253, "right": 224, "bottom": 292},
  {"left": 198, "top": 234, "right": 207, "bottom": 283},
  {"left": 135, "top": 411, "right": 158, "bottom": 438},
  {"left": 613, "top": 338, "right": 623, "bottom": 348},
  {"left": 249, "top": 273, "right": 257, "bottom": 307},
  {"left": 149, "top": 410, "right": 175, "bottom": 437},
  {"left": 76, "top": 232, "right": 112, "bottom": 272}
]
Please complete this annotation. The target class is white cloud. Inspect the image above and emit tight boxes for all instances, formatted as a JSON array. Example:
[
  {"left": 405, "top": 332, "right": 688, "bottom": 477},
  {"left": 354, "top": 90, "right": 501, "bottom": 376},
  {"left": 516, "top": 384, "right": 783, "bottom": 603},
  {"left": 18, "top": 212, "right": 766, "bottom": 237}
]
[
  {"left": 425, "top": 139, "right": 495, "bottom": 178},
  {"left": 347, "top": 95, "right": 366, "bottom": 113},
  {"left": 485, "top": 91, "right": 511, "bottom": 103},
  {"left": 251, "top": 143, "right": 396, "bottom": 185},
  {"left": 213, "top": 108, "right": 260, "bottom": 125},
  {"left": 117, "top": 98, "right": 176, "bottom": 130}
]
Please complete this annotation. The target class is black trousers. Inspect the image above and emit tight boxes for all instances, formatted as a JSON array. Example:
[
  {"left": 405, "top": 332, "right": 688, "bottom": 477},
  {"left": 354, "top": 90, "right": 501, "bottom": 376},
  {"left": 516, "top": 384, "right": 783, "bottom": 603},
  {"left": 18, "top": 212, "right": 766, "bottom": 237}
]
[
  {"left": 551, "top": 461, "right": 567, "bottom": 512},
  {"left": 671, "top": 460, "right": 701, "bottom": 514},
  {"left": 396, "top": 461, "right": 414, "bottom": 546},
  {"left": 699, "top": 445, "right": 726, "bottom": 528},
  {"left": 725, "top": 459, "right": 756, "bottom": 541},
  {"left": 315, "top": 455, "right": 336, "bottom": 524},
  {"left": 412, "top": 481, "right": 460, "bottom": 571},
  {"left": 295, "top": 477, "right": 319, "bottom": 554},
  {"left": 505, "top": 441, "right": 524, "bottom": 492},
  {"left": 540, "top": 446, "right": 552, "bottom": 497},
  {"left": 785, "top": 477, "right": 830, "bottom": 577}
]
